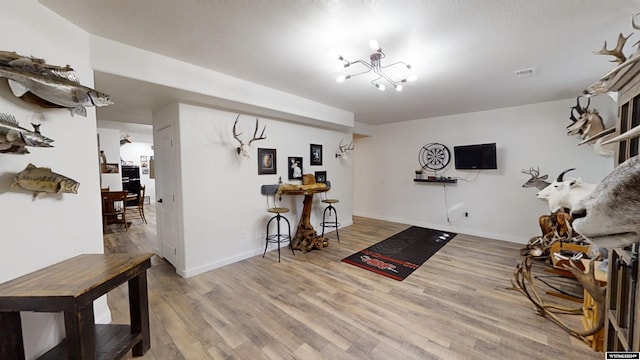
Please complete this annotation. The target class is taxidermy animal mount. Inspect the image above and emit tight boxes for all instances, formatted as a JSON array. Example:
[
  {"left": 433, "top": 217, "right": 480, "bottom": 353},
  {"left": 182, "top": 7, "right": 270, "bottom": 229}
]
[
  {"left": 520, "top": 166, "right": 550, "bottom": 190},
  {"left": 232, "top": 114, "right": 266, "bottom": 157},
  {"left": 0, "top": 50, "right": 113, "bottom": 117},
  {"left": 572, "top": 155, "right": 640, "bottom": 248},
  {"left": 0, "top": 112, "right": 53, "bottom": 154},
  {"left": 536, "top": 168, "right": 596, "bottom": 213},
  {"left": 335, "top": 140, "right": 354, "bottom": 159},
  {"left": 12, "top": 163, "right": 79, "bottom": 199}
]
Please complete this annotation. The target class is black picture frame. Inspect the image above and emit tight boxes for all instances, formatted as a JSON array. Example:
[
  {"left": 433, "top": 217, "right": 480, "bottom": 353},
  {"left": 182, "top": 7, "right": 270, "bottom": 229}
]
[
  {"left": 310, "top": 144, "right": 323, "bottom": 166},
  {"left": 288, "top": 156, "right": 303, "bottom": 180},
  {"left": 257, "top": 148, "right": 277, "bottom": 175},
  {"left": 315, "top": 171, "right": 327, "bottom": 183}
]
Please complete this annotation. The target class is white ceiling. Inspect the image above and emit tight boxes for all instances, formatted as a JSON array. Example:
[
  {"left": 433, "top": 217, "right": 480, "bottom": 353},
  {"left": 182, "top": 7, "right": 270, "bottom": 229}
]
[{"left": 40, "top": 0, "right": 640, "bottom": 125}]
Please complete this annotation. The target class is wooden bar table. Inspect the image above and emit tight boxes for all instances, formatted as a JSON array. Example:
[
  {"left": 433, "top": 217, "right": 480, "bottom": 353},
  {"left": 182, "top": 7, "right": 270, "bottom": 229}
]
[
  {"left": 278, "top": 184, "right": 329, "bottom": 252},
  {"left": 0, "top": 253, "right": 153, "bottom": 360}
]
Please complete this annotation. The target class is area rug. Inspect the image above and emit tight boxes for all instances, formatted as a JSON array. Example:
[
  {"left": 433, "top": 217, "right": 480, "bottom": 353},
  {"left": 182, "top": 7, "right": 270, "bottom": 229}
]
[{"left": 342, "top": 226, "right": 456, "bottom": 281}]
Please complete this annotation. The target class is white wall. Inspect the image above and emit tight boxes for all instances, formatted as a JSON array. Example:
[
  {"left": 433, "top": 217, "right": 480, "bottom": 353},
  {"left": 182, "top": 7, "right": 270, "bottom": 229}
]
[
  {"left": 176, "top": 104, "right": 353, "bottom": 276},
  {"left": 97, "top": 127, "right": 122, "bottom": 190},
  {"left": 354, "top": 97, "right": 616, "bottom": 243},
  {"left": 0, "top": 1, "right": 108, "bottom": 358}
]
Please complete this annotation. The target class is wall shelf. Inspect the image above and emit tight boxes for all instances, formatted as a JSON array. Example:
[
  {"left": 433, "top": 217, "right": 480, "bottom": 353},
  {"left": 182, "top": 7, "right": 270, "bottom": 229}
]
[{"left": 413, "top": 178, "right": 457, "bottom": 184}]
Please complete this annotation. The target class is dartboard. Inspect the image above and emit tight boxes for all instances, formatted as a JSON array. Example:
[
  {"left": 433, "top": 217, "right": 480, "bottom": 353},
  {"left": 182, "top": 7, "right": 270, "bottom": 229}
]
[{"left": 419, "top": 143, "right": 451, "bottom": 171}]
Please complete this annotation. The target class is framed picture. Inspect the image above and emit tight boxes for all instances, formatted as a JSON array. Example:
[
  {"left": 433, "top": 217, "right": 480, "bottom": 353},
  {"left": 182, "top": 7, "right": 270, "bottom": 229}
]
[
  {"left": 310, "top": 144, "right": 322, "bottom": 166},
  {"left": 288, "top": 156, "right": 303, "bottom": 180},
  {"left": 315, "top": 171, "right": 327, "bottom": 183},
  {"left": 258, "top": 148, "right": 277, "bottom": 175},
  {"left": 102, "top": 163, "right": 119, "bottom": 174}
]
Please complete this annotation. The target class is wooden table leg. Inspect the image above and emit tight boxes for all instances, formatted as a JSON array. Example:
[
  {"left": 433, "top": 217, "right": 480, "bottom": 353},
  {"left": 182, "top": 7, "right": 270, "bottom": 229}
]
[
  {"left": 291, "top": 194, "right": 326, "bottom": 252},
  {"left": 129, "top": 272, "right": 150, "bottom": 356},
  {"left": 0, "top": 312, "right": 25, "bottom": 360},
  {"left": 64, "top": 305, "right": 96, "bottom": 360}
]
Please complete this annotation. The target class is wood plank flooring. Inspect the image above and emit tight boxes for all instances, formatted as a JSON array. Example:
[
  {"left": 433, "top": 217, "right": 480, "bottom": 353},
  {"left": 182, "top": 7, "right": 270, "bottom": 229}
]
[{"left": 104, "top": 207, "right": 601, "bottom": 359}]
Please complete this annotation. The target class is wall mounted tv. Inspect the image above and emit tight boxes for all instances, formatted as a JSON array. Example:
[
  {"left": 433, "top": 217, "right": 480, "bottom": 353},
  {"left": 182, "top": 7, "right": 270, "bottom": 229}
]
[{"left": 453, "top": 143, "right": 497, "bottom": 170}]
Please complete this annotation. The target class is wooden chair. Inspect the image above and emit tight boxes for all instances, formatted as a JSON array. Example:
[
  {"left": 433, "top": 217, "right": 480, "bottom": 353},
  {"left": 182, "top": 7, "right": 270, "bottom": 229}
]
[
  {"left": 126, "top": 184, "right": 147, "bottom": 224},
  {"left": 101, "top": 191, "right": 128, "bottom": 232}
]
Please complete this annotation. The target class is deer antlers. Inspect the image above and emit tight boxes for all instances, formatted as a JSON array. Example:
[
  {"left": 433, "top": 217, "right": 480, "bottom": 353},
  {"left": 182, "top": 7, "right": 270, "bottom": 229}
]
[
  {"left": 336, "top": 140, "right": 354, "bottom": 158},
  {"left": 521, "top": 166, "right": 540, "bottom": 177},
  {"left": 233, "top": 114, "right": 266, "bottom": 157},
  {"left": 594, "top": 32, "right": 632, "bottom": 64}
]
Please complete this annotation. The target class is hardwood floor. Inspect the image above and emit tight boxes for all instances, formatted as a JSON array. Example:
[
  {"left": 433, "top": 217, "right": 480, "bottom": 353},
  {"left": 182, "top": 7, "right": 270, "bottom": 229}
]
[{"left": 104, "top": 207, "right": 600, "bottom": 359}]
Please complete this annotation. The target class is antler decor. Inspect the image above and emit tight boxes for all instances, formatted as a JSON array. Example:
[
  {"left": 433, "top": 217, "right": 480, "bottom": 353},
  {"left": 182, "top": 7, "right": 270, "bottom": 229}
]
[
  {"left": 232, "top": 114, "right": 266, "bottom": 157},
  {"left": 520, "top": 166, "right": 550, "bottom": 190},
  {"left": 335, "top": 139, "right": 354, "bottom": 159},
  {"left": 594, "top": 32, "right": 632, "bottom": 64}
]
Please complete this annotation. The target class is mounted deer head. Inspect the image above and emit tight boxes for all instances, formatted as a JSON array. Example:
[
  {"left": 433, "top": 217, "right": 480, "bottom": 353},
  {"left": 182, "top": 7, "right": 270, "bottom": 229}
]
[
  {"left": 233, "top": 114, "right": 266, "bottom": 157},
  {"left": 335, "top": 140, "right": 354, "bottom": 159},
  {"left": 520, "top": 166, "right": 550, "bottom": 190}
]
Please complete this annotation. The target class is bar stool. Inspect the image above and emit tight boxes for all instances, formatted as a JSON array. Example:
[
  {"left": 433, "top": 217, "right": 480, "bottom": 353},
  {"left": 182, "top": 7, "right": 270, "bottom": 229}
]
[
  {"left": 320, "top": 181, "right": 340, "bottom": 242},
  {"left": 261, "top": 184, "right": 294, "bottom": 262}
]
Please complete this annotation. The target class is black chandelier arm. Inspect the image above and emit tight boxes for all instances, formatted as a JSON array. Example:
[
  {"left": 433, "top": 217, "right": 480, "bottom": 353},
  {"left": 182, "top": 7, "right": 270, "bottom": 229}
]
[
  {"left": 380, "top": 61, "right": 411, "bottom": 70},
  {"left": 346, "top": 68, "right": 373, "bottom": 78},
  {"left": 336, "top": 42, "right": 413, "bottom": 90},
  {"left": 373, "top": 67, "right": 403, "bottom": 86},
  {"left": 349, "top": 59, "right": 372, "bottom": 70}
]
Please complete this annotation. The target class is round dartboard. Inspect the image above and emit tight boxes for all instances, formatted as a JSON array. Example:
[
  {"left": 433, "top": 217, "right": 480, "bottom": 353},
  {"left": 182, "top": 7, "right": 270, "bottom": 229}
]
[{"left": 419, "top": 143, "right": 451, "bottom": 171}]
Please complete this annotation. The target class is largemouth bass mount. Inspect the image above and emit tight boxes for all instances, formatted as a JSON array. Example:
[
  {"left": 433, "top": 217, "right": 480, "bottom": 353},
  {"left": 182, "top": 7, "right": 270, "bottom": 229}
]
[{"left": 12, "top": 163, "right": 79, "bottom": 199}]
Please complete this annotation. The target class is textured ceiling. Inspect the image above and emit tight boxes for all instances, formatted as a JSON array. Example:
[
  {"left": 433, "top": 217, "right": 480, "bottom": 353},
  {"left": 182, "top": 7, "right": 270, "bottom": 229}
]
[{"left": 40, "top": 0, "right": 640, "bottom": 125}]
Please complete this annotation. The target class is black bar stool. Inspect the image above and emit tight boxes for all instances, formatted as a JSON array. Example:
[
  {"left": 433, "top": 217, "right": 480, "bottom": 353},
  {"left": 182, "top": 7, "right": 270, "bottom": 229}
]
[
  {"left": 261, "top": 185, "right": 294, "bottom": 262},
  {"left": 320, "top": 181, "right": 340, "bottom": 242}
]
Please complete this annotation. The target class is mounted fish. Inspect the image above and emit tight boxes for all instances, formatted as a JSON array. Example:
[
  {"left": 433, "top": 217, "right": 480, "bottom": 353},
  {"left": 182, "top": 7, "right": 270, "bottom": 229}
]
[
  {"left": 0, "top": 59, "right": 113, "bottom": 117},
  {"left": 0, "top": 51, "right": 73, "bottom": 73},
  {"left": 11, "top": 163, "right": 79, "bottom": 199},
  {"left": 0, "top": 53, "right": 77, "bottom": 110},
  {"left": 0, "top": 113, "right": 53, "bottom": 154}
]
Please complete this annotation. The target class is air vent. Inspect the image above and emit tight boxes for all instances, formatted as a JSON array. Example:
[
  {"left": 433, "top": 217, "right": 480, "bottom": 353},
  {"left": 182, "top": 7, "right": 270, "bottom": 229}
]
[{"left": 514, "top": 67, "right": 536, "bottom": 78}]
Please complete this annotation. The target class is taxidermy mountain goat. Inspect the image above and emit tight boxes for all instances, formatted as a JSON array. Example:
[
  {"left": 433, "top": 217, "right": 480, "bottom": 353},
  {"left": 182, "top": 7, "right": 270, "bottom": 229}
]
[{"left": 572, "top": 155, "right": 640, "bottom": 248}]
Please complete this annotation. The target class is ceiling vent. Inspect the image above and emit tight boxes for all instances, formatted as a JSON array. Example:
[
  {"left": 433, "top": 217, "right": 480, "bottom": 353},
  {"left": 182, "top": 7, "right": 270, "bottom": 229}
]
[{"left": 514, "top": 67, "right": 536, "bottom": 78}]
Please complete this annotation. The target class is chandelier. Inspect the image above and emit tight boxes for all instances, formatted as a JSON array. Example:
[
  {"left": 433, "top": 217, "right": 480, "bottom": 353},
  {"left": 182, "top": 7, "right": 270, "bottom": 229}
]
[{"left": 336, "top": 40, "right": 417, "bottom": 92}]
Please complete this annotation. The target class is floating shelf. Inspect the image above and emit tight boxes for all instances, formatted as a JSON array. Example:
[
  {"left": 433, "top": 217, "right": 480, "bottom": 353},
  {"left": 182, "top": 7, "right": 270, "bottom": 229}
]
[{"left": 413, "top": 178, "right": 457, "bottom": 184}]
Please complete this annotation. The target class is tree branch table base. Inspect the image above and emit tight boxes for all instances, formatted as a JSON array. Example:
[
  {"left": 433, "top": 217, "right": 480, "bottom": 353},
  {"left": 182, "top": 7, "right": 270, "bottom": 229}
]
[{"left": 278, "top": 185, "right": 330, "bottom": 252}]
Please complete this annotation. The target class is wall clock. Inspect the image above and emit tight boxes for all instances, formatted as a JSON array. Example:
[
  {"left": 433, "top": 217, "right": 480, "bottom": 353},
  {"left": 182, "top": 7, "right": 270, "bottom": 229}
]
[{"left": 419, "top": 143, "right": 451, "bottom": 171}]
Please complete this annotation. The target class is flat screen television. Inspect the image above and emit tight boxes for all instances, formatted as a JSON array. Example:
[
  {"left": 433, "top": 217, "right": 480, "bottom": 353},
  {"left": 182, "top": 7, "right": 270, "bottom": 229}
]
[{"left": 453, "top": 143, "right": 497, "bottom": 170}]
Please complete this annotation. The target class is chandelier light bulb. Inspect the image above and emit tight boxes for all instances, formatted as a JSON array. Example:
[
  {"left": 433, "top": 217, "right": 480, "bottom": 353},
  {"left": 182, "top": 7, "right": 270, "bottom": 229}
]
[
  {"left": 407, "top": 73, "right": 418, "bottom": 82},
  {"left": 369, "top": 39, "right": 380, "bottom": 51},
  {"left": 336, "top": 75, "right": 347, "bottom": 83},
  {"left": 377, "top": 83, "right": 386, "bottom": 91},
  {"left": 395, "top": 84, "right": 403, "bottom": 92}
]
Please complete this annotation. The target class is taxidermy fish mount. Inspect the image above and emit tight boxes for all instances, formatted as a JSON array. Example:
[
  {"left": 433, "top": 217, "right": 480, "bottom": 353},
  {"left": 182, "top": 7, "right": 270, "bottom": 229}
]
[
  {"left": 0, "top": 51, "right": 113, "bottom": 117},
  {"left": 12, "top": 163, "right": 79, "bottom": 199},
  {"left": 0, "top": 112, "right": 53, "bottom": 154}
]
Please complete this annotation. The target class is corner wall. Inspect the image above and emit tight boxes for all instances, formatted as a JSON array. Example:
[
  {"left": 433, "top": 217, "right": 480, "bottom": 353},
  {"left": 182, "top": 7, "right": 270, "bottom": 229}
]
[
  {"left": 0, "top": 1, "right": 107, "bottom": 358},
  {"left": 177, "top": 104, "right": 353, "bottom": 276},
  {"left": 353, "top": 97, "right": 616, "bottom": 243}
]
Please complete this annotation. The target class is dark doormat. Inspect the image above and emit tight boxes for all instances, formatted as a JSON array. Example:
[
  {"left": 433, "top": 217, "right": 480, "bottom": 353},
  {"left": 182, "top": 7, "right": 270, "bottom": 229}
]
[{"left": 342, "top": 226, "right": 456, "bottom": 281}]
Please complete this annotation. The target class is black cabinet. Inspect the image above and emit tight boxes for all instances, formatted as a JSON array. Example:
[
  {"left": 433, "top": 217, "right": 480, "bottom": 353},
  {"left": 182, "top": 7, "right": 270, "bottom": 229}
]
[{"left": 121, "top": 165, "right": 140, "bottom": 206}]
